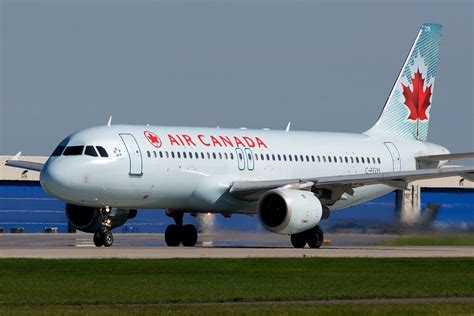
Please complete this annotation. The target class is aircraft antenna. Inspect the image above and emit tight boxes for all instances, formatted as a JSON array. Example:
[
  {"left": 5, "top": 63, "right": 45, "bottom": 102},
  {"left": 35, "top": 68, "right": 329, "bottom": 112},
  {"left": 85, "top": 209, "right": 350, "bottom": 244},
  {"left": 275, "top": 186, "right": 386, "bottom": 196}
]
[
  {"left": 107, "top": 116, "right": 112, "bottom": 127},
  {"left": 285, "top": 121, "right": 291, "bottom": 132}
]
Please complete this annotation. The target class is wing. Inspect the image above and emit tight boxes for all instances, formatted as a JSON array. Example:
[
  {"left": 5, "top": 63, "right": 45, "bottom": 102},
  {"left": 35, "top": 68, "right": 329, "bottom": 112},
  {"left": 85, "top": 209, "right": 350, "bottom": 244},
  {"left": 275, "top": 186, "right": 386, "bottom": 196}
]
[
  {"left": 4, "top": 152, "right": 44, "bottom": 172},
  {"left": 229, "top": 166, "right": 474, "bottom": 202}
]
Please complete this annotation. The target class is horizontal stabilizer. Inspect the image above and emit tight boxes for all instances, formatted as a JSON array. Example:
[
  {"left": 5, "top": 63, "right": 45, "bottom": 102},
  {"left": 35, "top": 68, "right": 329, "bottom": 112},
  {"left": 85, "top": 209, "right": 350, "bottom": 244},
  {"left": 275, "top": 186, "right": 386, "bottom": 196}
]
[{"left": 416, "top": 152, "right": 474, "bottom": 162}]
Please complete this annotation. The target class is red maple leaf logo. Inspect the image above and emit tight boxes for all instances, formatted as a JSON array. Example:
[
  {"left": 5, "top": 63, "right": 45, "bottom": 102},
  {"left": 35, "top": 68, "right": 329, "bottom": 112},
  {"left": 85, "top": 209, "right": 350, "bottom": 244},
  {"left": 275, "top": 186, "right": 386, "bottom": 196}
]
[
  {"left": 402, "top": 68, "right": 432, "bottom": 121},
  {"left": 144, "top": 131, "right": 162, "bottom": 148}
]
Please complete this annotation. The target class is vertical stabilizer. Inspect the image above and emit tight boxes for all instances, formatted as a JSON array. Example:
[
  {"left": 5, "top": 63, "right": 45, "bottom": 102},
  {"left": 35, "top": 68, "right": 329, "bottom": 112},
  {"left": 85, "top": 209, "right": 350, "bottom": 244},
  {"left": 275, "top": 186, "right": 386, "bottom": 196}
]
[{"left": 365, "top": 23, "right": 442, "bottom": 141}]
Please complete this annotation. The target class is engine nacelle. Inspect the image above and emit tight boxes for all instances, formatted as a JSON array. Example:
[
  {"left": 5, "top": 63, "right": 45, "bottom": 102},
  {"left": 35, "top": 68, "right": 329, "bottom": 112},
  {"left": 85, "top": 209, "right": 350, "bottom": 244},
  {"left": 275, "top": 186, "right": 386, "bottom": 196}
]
[
  {"left": 65, "top": 204, "right": 137, "bottom": 233},
  {"left": 257, "top": 189, "right": 323, "bottom": 235}
]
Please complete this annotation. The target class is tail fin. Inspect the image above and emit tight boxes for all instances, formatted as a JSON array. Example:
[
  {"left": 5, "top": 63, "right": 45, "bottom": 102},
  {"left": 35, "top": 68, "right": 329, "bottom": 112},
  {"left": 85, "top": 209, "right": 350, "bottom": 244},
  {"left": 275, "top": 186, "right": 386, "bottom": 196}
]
[{"left": 365, "top": 23, "right": 442, "bottom": 141}]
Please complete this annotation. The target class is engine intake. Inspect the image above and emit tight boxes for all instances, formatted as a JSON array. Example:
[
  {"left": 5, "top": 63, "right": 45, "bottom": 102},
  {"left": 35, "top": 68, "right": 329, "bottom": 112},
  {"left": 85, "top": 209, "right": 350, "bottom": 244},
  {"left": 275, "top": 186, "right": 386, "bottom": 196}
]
[
  {"left": 66, "top": 204, "right": 136, "bottom": 233},
  {"left": 257, "top": 189, "right": 324, "bottom": 235}
]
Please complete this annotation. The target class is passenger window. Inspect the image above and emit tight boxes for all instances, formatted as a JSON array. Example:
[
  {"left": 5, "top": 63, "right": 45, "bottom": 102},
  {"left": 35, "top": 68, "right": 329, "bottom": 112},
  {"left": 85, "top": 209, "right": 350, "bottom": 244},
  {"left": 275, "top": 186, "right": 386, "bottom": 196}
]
[
  {"left": 317, "top": 156, "right": 321, "bottom": 163},
  {"left": 212, "top": 153, "right": 217, "bottom": 159},
  {"left": 295, "top": 155, "right": 298, "bottom": 162},
  {"left": 377, "top": 157, "right": 381, "bottom": 164},
  {"left": 195, "top": 152, "right": 199, "bottom": 159},
  {"left": 248, "top": 153, "right": 252, "bottom": 160},
  {"left": 361, "top": 157, "right": 365, "bottom": 163},
  {"left": 171, "top": 152, "right": 175, "bottom": 158},
  {"left": 188, "top": 152, "right": 192, "bottom": 159},
  {"left": 339, "top": 156, "right": 343, "bottom": 163},
  {"left": 165, "top": 151, "right": 169, "bottom": 158},
  {"left": 306, "top": 155, "right": 309, "bottom": 162},
  {"left": 328, "top": 156, "right": 332, "bottom": 163},
  {"left": 289, "top": 155, "right": 292, "bottom": 162},
  {"left": 266, "top": 154, "right": 270, "bottom": 160},
  {"left": 226, "top": 153, "right": 229, "bottom": 160},
  {"left": 372, "top": 157, "right": 376, "bottom": 164},
  {"left": 207, "top": 153, "right": 211, "bottom": 159},
  {"left": 96, "top": 146, "right": 108, "bottom": 158},
  {"left": 367, "top": 157, "right": 370, "bottom": 164},
  {"left": 230, "top": 153, "right": 234, "bottom": 160},
  {"left": 183, "top": 152, "right": 187, "bottom": 159},
  {"left": 254, "top": 153, "right": 258, "bottom": 161},
  {"left": 51, "top": 145, "right": 65, "bottom": 156},
  {"left": 201, "top": 153, "right": 205, "bottom": 159},
  {"left": 283, "top": 155, "right": 287, "bottom": 161},
  {"left": 334, "top": 156, "right": 337, "bottom": 163},
  {"left": 64, "top": 146, "right": 84, "bottom": 156},
  {"left": 350, "top": 157, "right": 354, "bottom": 163},
  {"left": 153, "top": 151, "right": 157, "bottom": 158},
  {"left": 238, "top": 153, "right": 243, "bottom": 160},
  {"left": 159, "top": 151, "right": 163, "bottom": 158},
  {"left": 277, "top": 154, "right": 281, "bottom": 161},
  {"left": 84, "top": 146, "right": 98, "bottom": 157},
  {"left": 147, "top": 151, "right": 151, "bottom": 158},
  {"left": 311, "top": 156, "right": 315, "bottom": 162},
  {"left": 177, "top": 152, "right": 181, "bottom": 158},
  {"left": 219, "top": 153, "right": 223, "bottom": 159},
  {"left": 300, "top": 155, "right": 304, "bottom": 161},
  {"left": 356, "top": 157, "right": 359, "bottom": 163}
]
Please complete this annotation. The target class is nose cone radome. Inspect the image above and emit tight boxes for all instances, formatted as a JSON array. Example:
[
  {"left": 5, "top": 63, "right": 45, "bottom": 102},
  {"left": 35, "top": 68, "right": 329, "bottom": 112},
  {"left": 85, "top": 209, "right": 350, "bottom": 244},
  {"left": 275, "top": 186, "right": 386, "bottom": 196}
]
[{"left": 40, "top": 159, "right": 72, "bottom": 201}]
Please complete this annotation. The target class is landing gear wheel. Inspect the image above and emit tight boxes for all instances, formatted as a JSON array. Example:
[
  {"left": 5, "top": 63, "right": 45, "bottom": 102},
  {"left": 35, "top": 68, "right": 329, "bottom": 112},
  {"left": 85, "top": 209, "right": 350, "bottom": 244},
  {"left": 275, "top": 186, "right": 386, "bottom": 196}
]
[
  {"left": 306, "top": 226, "right": 324, "bottom": 249},
  {"left": 181, "top": 224, "right": 198, "bottom": 247},
  {"left": 102, "top": 231, "right": 113, "bottom": 247},
  {"left": 165, "top": 224, "right": 181, "bottom": 247},
  {"left": 93, "top": 232, "right": 104, "bottom": 247},
  {"left": 290, "top": 232, "right": 307, "bottom": 248}
]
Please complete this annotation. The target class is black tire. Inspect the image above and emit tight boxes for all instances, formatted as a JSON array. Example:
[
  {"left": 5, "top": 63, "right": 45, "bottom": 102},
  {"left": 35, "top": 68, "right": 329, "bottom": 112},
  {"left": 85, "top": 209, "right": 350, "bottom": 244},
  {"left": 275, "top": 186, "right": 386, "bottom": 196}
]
[
  {"left": 306, "top": 226, "right": 324, "bottom": 249},
  {"left": 93, "top": 232, "right": 103, "bottom": 247},
  {"left": 290, "top": 232, "right": 306, "bottom": 248},
  {"left": 165, "top": 224, "right": 181, "bottom": 247},
  {"left": 103, "top": 231, "right": 113, "bottom": 247},
  {"left": 181, "top": 224, "right": 198, "bottom": 247}
]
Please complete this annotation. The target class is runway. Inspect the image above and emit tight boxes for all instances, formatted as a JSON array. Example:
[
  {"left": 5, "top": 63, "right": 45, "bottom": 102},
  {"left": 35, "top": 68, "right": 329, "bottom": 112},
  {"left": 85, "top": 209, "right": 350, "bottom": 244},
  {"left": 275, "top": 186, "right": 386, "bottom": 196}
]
[{"left": 0, "top": 232, "right": 473, "bottom": 258}]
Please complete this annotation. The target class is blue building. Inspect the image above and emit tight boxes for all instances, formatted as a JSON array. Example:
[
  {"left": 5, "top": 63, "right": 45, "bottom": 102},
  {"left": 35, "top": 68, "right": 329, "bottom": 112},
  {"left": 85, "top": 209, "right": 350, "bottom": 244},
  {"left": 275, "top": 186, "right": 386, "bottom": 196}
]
[{"left": 1, "top": 179, "right": 473, "bottom": 233}]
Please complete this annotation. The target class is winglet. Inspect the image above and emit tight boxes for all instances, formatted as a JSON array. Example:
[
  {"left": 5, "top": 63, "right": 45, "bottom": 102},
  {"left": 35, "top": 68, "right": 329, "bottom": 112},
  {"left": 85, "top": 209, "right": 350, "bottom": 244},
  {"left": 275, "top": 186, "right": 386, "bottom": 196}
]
[
  {"left": 11, "top": 151, "right": 22, "bottom": 161},
  {"left": 285, "top": 122, "right": 291, "bottom": 133},
  {"left": 107, "top": 116, "right": 112, "bottom": 127}
]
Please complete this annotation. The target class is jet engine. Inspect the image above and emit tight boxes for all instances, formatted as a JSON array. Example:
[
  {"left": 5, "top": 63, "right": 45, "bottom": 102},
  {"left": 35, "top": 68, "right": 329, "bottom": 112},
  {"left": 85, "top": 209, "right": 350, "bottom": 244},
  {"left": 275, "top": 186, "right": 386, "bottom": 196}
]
[
  {"left": 257, "top": 189, "right": 326, "bottom": 235},
  {"left": 65, "top": 204, "right": 137, "bottom": 233}
]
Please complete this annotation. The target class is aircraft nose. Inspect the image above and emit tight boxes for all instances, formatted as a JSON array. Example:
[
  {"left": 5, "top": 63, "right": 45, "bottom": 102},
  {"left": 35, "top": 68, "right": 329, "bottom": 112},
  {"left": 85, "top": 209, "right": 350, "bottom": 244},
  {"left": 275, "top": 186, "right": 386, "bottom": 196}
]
[{"left": 40, "top": 160, "right": 72, "bottom": 200}]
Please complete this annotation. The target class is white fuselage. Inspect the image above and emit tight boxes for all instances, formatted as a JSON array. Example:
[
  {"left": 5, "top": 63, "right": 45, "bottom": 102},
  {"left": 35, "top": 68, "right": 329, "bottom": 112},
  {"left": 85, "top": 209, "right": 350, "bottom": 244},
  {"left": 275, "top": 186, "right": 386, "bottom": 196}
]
[{"left": 39, "top": 125, "right": 448, "bottom": 214}]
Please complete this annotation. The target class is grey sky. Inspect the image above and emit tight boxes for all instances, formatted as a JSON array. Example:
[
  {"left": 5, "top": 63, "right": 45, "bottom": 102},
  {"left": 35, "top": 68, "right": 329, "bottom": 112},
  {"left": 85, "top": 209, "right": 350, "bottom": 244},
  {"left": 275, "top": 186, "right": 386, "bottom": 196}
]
[{"left": 1, "top": 0, "right": 473, "bottom": 160}]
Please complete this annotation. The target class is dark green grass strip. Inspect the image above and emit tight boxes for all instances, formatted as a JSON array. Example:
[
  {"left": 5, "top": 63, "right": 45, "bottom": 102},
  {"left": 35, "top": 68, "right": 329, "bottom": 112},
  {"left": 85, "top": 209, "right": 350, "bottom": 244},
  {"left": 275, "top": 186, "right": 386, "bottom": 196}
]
[
  {"left": 1, "top": 302, "right": 473, "bottom": 315},
  {"left": 379, "top": 234, "right": 474, "bottom": 246},
  {"left": 0, "top": 258, "right": 472, "bottom": 307}
]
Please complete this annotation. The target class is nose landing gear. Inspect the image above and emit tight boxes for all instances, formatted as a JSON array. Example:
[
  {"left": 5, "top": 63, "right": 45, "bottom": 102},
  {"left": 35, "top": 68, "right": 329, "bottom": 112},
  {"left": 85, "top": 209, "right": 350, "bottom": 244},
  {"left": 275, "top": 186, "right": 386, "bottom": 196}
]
[
  {"left": 93, "top": 207, "right": 114, "bottom": 247},
  {"left": 165, "top": 210, "right": 198, "bottom": 247}
]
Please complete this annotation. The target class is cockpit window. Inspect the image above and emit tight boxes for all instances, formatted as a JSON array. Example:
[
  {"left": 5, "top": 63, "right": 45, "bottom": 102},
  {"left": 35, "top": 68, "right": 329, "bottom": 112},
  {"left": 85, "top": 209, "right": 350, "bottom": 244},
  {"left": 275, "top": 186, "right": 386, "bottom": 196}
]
[
  {"left": 84, "top": 146, "right": 98, "bottom": 157},
  {"left": 51, "top": 145, "right": 65, "bottom": 156},
  {"left": 96, "top": 146, "right": 109, "bottom": 157},
  {"left": 63, "top": 146, "right": 84, "bottom": 156}
]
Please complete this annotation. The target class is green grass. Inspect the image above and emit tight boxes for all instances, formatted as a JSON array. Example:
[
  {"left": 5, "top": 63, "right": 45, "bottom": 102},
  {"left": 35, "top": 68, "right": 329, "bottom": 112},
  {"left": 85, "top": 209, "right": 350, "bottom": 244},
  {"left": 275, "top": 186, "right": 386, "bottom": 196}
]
[
  {"left": 380, "top": 234, "right": 474, "bottom": 246},
  {"left": 1, "top": 302, "right": 473, "bottom": 315},
  {"left": 0, "top": 258, "right": 473, "bottom": 314}
]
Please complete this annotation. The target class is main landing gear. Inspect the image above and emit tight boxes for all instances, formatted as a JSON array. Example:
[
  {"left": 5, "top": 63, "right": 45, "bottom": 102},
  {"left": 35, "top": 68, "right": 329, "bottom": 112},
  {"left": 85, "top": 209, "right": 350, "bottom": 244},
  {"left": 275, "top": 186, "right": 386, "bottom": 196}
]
[
  {"left": 164, "top": 211, "right": 198, "bottom": 247},
  {"left": 290, "top": 225, "right": 324, "bottom": 249},
  {"left": 93, "top": 207, "right": 114, "bottom": 247}
]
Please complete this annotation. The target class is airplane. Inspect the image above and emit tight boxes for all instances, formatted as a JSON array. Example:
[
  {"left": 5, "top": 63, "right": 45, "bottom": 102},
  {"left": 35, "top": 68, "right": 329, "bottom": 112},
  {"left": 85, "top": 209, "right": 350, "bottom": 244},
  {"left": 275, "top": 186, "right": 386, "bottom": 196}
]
[{"left": 6, "top": 23, "right": 474, "bottom": 248}]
